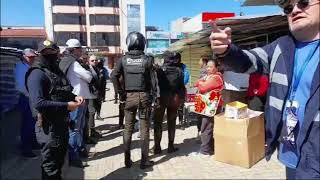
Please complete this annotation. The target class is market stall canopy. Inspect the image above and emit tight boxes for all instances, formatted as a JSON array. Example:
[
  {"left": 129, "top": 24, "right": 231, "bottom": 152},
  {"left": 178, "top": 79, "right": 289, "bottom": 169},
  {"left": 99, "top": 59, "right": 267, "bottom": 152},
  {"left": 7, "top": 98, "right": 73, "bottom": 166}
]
[
  {"left": 168, "top": 13, "right": 287, "bottom": 52},
  {"left": 242, "top": 0, "right": 276, "bottom": 6}
]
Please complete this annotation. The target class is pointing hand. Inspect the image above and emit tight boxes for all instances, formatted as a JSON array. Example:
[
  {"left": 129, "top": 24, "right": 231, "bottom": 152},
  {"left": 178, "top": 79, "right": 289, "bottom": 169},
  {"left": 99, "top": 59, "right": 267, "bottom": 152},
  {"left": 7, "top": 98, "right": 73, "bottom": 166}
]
[{"left": 209, "top": 21, "right": 232, "bottom": 55}]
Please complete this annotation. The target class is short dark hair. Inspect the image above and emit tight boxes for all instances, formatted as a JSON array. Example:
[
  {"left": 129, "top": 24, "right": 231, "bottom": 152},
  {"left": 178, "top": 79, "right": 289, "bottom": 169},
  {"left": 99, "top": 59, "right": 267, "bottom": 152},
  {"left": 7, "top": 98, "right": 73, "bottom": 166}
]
[
  {"left": 207, "top": 59, "right": 221, "bottom": 72},
  {"left": 163, "top": 51, "right": 181, "bottom": 64},
  {"left": 200, "top": 54, "right": 209, "bottom": 64}
]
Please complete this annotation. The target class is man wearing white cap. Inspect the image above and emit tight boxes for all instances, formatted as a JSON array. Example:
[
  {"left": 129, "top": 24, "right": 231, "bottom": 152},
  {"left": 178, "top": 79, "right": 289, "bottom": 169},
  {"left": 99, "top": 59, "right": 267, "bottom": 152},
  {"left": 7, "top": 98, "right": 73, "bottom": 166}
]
[{"left": 59, "top": 39, "right": 93, "bottom": 168}]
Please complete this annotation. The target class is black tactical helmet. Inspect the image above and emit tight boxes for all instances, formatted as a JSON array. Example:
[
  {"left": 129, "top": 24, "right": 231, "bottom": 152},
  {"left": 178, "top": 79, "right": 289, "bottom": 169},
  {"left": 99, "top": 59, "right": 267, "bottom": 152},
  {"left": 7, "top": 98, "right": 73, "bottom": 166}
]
[
  {"left": 126, "top": 31, "right": 146, "bottom": 51},
  {"left": 163, "top": 51, "right": 181, "bottom": 65}
]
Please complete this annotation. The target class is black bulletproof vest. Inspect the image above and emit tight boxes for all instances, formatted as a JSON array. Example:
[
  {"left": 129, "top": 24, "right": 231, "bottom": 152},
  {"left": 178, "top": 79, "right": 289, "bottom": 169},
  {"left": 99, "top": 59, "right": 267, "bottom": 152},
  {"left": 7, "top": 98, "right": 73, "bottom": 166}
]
[
  {"left": 25, "top": 65, "right": 74, "bottom": 118},
  {"left": 25, "top": 62, "right": 74, "bottom": 134},
  {"left": 122, "top": 55, "right": 151, "bottom": 91}
]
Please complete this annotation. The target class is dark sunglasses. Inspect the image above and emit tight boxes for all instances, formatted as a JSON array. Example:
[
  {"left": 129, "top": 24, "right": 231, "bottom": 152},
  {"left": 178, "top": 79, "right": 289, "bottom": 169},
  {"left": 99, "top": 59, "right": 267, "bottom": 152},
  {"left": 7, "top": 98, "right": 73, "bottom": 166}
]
[
  {"left": 90, "top": 60, "right": 98, "bottom": 62},
  {"left": 279, "top": 0, "right": 316, "bottom": 14}
]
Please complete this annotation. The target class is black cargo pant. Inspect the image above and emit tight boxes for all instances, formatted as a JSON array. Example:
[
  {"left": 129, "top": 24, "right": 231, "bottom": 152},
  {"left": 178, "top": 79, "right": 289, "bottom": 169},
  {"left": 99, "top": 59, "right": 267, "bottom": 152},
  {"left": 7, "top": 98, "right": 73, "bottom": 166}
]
[
  {"left": 123, "top": 92, "right": 151, "bottom": 163},
  {"left": 177, "top": 89, "right": 186, "bottom": 125},
  {"left": 154, "top": 94, "right": 180, "bottom": 150},
  {"left": 96, "top": 98, "right": 103, "bottom": 117},
  {"left": 35, "top": 122, "right": 68, "bottom": 180},
  {"left": 177, "top": 96, "right": 185, "bottom": 125},
  {"left": 112, "top": 79, "right": 119, "bottom": 102},
  {"left": 85, "top": 98, "right": 99, "bottom": 138},
  {"left": 119, "top": 101, "right": 125, "bottom": 126}
]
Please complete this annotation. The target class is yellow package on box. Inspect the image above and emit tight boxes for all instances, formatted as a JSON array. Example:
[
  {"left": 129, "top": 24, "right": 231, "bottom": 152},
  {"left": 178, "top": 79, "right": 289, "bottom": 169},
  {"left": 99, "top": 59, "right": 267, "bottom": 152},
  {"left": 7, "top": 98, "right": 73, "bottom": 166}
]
[
  {"left": 214, "top": 110, "right": 265, "bottom": 168},
  {"left": 225, "top": 101, "right": 248, "bottom": 119}
]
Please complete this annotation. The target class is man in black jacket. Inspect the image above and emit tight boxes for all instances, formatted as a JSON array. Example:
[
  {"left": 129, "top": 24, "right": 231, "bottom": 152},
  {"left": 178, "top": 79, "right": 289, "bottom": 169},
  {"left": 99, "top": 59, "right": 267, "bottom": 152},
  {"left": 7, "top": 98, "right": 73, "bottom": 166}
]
[
  {"left": 26, "top": 40, "right": 84, "bottom": 180},
  {"left": 153, "top": 51, "right": 185, "bottom": 154},
  {"left": 113, "top": 32, "right": 158, "bottom": 169}
]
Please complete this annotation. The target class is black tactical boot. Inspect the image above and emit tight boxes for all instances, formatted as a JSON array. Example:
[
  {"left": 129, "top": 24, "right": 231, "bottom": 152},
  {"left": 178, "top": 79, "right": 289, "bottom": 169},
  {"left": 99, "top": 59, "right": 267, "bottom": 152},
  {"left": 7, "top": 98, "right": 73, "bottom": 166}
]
[
  {"left": 140, "top": 159, "right": 154, "bottom": 169},
  {"left": 167, "top": 141, "right": 179, "bottom": 153},
  {"left": 124, "top": 151, "right": 132, "bottom": 168}
]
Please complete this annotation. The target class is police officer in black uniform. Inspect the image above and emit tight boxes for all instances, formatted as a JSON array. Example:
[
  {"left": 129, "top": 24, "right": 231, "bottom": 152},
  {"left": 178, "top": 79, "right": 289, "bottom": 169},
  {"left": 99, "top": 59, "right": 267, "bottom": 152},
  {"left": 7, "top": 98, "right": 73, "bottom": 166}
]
[
  {"left": 153, "top": 51, "right": 185, "bottom": 154},
  {"left": 26, "top": 40, "right": 84, "bottom": 180},
  {"left": 113, "top": 32, "right": 157, "bottom": 169}
]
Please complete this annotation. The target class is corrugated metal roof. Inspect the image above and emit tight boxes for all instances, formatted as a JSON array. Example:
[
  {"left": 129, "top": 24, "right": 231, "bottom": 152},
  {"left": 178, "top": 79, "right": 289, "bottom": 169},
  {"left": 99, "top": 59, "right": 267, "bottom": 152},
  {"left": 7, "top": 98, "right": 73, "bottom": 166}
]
[
  {"left": 0, "top": 29, "right": 46, "bottom": 38},
  {"left": 168, "top": 13, "right": 287, "bottom": 52},
  {"left": 242, "top": 0, "right": 276, "bottom": 6}
]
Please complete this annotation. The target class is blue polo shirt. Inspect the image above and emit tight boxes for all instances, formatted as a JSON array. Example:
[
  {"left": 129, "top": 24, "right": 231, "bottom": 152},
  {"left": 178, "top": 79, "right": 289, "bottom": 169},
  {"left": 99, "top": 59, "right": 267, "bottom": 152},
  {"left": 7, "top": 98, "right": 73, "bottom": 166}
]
[
  {"left": 279, "top": 39, "right": 320, "bottom": 168},
  {"left": 15, "top": 59, "right": 30, "bottom": 95}
]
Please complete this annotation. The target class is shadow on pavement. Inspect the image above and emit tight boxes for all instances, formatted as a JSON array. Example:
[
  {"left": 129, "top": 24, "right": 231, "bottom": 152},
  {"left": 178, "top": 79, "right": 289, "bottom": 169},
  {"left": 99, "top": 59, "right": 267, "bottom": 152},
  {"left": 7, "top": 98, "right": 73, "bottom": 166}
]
[
  {"left": 88, "top": 139, "right": 140, "bottom": 161},
  {"left": 101, "top": 166, "right": 152, "bottom": 180},
  {"left": 100, "top": 129, "right": 200, "bottom": 179},
  {"left": 95, "top": 123, "right": 120, "bottom": 132},
  {"left": 0, "top": 108, "right": 85, "bottom": 180},
  {"left": 102, "top": 115, "right": 120, "bottom": 119}
]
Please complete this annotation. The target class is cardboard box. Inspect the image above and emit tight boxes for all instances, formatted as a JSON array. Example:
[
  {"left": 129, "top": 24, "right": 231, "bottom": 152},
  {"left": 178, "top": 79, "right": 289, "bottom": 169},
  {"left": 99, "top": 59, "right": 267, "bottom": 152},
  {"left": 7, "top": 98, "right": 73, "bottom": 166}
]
[
  {"left": 214, "top": 110, "right": 265, "bottom": 168},
  {"left": 225, "top": 101, "right": 248, "bottom": 119}
]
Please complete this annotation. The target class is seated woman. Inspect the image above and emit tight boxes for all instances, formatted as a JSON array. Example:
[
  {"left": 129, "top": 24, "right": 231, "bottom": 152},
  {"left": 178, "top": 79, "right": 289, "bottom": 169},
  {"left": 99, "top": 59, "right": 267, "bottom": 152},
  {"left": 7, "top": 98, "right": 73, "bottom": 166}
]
[{"left": 192, "top": 59, "right": 224, "bottom": 156}]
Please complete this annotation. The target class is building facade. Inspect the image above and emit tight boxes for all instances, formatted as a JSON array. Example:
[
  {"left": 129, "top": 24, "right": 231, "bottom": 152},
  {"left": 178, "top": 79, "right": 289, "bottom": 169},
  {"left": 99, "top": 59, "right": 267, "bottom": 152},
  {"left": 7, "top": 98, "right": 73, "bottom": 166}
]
[
  {"left": 44, "top": 0, "right": 145, "bottom": 62},
  {"left": 146, "top": 31, "right": 184, "bottom": 55},
  {"left": 0, "top": 27, "right": 46, "bottom": 50},
  {"left": 170, "top": 17, "right": 191, "bottom": 34},
  {"left": 171, "top": 12, "right": 235, "bottom": 33}
]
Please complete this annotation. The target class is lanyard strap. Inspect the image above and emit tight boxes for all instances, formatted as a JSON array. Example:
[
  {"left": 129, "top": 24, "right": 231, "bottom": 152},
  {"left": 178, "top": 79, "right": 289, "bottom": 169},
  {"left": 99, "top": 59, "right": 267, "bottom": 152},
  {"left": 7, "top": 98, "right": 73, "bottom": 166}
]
[{"left": 290, "top": 41, "right": 320, "bottom": 98}]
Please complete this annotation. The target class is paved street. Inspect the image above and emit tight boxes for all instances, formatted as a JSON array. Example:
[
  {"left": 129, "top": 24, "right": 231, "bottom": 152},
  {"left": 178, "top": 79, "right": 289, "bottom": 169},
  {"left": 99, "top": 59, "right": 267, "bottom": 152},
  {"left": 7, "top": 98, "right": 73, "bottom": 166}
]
[{"left": 1, "top": 82, "right": 285, "bottom": 179}]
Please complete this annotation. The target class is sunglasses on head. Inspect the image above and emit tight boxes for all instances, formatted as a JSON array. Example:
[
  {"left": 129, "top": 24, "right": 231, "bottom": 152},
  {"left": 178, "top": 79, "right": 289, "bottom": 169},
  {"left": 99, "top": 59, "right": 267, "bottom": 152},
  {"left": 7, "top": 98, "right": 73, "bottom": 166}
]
[{"left": 277, "top": 0, "right": 317, "bottom": 14}]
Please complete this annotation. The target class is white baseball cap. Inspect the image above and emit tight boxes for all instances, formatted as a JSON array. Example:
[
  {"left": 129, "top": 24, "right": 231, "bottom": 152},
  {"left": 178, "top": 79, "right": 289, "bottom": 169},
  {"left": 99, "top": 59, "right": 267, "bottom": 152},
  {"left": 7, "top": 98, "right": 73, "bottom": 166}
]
[{"left": 66, "top": 39, "right": 81, "bottom": 48}]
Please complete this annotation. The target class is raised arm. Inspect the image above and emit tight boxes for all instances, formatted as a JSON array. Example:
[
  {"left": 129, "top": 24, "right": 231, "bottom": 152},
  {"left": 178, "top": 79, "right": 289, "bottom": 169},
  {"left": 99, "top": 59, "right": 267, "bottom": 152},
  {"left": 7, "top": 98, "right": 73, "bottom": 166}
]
[{"left": 209, "top": 21, "right": 276, "bottom": 75}]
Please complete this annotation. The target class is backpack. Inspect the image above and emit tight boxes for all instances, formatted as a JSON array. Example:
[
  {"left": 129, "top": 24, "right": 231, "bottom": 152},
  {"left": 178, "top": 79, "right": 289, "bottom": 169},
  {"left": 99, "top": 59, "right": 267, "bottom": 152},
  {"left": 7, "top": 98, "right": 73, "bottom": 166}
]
[{"left": 162, "top": 64, "right": 183, "bottom": 93}]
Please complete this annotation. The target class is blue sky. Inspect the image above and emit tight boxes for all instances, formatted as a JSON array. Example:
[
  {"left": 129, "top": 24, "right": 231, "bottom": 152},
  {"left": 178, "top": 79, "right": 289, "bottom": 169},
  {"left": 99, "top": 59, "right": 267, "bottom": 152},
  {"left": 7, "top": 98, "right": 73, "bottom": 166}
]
[{"left": 1, "top": 0, "right": 281, "bottom": 30}]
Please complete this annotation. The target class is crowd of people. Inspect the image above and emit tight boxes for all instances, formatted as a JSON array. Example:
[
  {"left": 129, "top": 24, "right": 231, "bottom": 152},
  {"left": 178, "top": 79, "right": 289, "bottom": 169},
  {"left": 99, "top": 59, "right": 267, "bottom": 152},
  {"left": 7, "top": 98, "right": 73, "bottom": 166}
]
[
  {"left": 13, "top": 38, "right": 110, "bottom": 178},
  {"left": 14, "top": 31, "right": 224, "bottom": 179},
  {"left": 1, "top": 0, "right": 319, "bottom": 179}
]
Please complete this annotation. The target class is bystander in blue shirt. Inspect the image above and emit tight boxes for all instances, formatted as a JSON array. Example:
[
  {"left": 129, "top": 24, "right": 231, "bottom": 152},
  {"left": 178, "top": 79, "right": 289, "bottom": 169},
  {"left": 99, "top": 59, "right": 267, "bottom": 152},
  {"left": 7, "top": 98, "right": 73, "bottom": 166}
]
[{"left": 279, "top": 39, "right": 320, "bottom": 168}]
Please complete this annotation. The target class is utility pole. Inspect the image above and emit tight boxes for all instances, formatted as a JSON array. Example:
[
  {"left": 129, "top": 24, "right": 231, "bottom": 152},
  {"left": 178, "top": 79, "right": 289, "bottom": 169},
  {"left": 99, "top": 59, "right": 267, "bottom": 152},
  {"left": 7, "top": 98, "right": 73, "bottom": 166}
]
[
  {"left": 43, "top": 0, "right": 54, "bottom": 41},
  {"left": 235, "top": 0, "right": 244, "bottom": 16}
]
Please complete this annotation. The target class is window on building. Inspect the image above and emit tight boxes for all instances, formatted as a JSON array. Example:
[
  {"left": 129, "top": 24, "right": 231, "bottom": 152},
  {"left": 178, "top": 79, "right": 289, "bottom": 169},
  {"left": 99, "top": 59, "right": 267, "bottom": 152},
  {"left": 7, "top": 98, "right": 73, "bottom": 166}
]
[
  {"left": 52, "top": 0, "right": 85, "bottom": 6},
  {"left": 53, "top": 14, "right": 86, "bottom": 25},
  {"left": 90, "top": 32, "right": 120, "bottom": 46},
  {"left": 89, "top": 15, "right": 120, "bottom": 25},
  {"left": 54, "top": 32, "right": 87, "bottom": 46},
  {"left": 89, "top": 0, "right": 119, "bottom": 7},
  {"left": 147, "top": 39, "right": 170, "bottom": 49},
  {"left": 127, "top": 4, "right": 141, "bottom": 33}
]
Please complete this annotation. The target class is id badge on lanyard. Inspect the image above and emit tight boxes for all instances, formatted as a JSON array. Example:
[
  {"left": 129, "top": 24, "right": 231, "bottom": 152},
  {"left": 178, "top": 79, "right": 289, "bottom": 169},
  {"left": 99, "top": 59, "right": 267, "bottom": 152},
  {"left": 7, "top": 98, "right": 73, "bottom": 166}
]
[
  {"left": 284, "top": 100, "right": 299, "bottom": 144},
  {"left": 283, "top": 40, "right": 319, "bottom": 146}
]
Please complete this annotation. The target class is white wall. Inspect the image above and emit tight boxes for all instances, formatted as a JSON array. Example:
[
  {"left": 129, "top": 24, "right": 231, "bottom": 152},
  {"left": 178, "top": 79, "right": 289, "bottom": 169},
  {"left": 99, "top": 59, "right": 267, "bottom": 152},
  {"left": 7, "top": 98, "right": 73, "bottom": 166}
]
[
  {"left": 182, "top": 14, "right": 203, "bottom": 33},
  {"left": 171, "top": 18, "right": 185, "bottom": 33}
]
